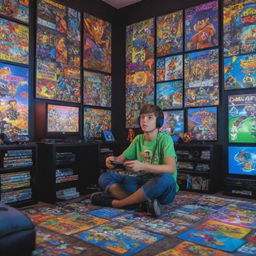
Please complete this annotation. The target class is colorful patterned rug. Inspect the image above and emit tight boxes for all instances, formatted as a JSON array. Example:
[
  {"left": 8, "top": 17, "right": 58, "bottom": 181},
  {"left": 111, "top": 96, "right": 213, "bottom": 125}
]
[{"left": 22, "top": 191, "right": 256, "bottom": 256}]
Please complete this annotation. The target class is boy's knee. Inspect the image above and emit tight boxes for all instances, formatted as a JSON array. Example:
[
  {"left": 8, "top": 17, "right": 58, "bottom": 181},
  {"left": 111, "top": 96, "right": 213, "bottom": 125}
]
[
  {"left": 98, "top": 172, "right": 110, "bottom": 188},
  {"left": 161, "top": 174, "right": 175, "bottom": 188}
]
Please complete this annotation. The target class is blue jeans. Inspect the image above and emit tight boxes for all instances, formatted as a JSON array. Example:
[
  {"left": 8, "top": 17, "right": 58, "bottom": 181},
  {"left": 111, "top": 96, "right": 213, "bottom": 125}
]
[{"left": 98, "top": 172, "right": 176, "bottom": 204}]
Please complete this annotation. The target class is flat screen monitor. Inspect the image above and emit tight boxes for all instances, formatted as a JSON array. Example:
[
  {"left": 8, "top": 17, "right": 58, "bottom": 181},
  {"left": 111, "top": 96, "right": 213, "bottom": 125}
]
[
  {"left": 228, "top": 146, "right": 256, "bottom": 176},
  {"left": 46, "top": 104, "right": 80, "bottom": 138}
]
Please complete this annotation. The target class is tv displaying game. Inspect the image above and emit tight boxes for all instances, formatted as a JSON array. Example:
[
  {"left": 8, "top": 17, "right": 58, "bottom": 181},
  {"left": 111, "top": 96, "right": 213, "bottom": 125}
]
[
  {"left": 46, "top": 104, "right": 80, "bottom": 137},
  {"left": 228, "top": 146, "right": 256, "bottom": 176}
]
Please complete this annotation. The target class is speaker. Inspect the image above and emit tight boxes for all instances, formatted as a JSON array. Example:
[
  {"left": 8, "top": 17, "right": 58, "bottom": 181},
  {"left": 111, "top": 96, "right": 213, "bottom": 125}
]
[{"left": 138, "top": 107, "right": 164, "bottom": 128}]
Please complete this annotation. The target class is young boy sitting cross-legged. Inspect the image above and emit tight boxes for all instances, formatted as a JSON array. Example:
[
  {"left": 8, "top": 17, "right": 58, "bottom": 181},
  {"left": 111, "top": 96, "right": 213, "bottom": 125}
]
[{"left": 90, "top": 104, "right": 179, "bottom": 217}]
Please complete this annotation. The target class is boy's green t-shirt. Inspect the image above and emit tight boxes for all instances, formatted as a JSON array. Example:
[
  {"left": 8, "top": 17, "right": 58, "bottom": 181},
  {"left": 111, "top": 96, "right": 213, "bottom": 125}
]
[{"left": 123, "top": 132, "right": 179, "bottom": 192}]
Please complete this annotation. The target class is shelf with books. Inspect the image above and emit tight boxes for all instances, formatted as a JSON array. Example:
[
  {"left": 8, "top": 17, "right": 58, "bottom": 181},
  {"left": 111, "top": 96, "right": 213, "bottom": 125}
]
[
  {"left": 37, "top": 142, "right": 99, "bottom": 203},
  {"left": 175, "top": 144, "right": 222, "bottom": 193},
  {"left": 0, "top": 144, "right": 37, "bottom": 207}
]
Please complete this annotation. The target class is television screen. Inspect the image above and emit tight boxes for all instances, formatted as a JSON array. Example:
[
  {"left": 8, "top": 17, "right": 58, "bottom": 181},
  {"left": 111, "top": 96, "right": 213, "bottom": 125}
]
[
  {"left": 228, "top": 146, "right": 256, "bottom": 176},
  {"left": 47, "top": 104, "right": 79, "bottom": 134},
  {"left": 0, "top": 63, "right": 29, "bottom": 141}
]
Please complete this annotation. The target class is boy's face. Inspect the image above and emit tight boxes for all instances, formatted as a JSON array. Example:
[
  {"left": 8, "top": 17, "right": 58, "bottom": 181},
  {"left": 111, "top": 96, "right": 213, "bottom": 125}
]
[{"left": 140, "top": 112, "right": 157, "bottom": 132}]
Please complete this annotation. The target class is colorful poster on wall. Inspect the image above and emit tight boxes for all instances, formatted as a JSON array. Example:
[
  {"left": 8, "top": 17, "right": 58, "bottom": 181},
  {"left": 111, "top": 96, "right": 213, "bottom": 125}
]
[
  {"left": 0, "top": 0, "right": 29, "bottom": 23},
  {"left": 126, "top": 70, "right": 154, "bottom": 128},
  {"left": 84, "top": 108, "right": 111, "bottom": 139},
  {"left": 84, "top": 71, "right": 111, "bottom": 107},
  {"left": 160, "top": 110, "right": 184, "bottom": 141},
  {"left": 83, "top": 13, "right": 111, "bottom": 73},
  {"left": 223, "top": 0, "right": 256, "bottom": 57},
  {"left": 156, "top": 80, "right": 183, "bottom": 109},
  {"left": 126, "top": 18, "right": 154, "bottom": 73},
  {"left": 228, "top": 146, "right": 256, "bottom": 176},
  {"left": 126, "top": 18, "right": 155, "bottom": 128},
  {"left": 37, "top": 0, "right": 81, "bottom": 66},
  {"left": 156, "top": 10, "right": 183, "bottom": 57},
  {"left": 0, "top": 63, "right": 29, "bottom": 141},
  {"left": 36, "top": 60, "right": 81, "bottom": 103},
  {"left": 187, "top": 107, "right": 217, "bottom": 141},
  {"left": 185, "top": 0, "right": 218, "bottom": 51},
  {"left": 156, "top": 55, "right": 183, "bottom": 82},
  {"left": 228, "top": 94, "right": 256, "bottom": 143},
  {"left": 0, "top": 18, "right": 29, "bottom": 64},
  {"left": 224, "top": 53, "right": 256, "bottom": 90},
  {"left": 184, "top": 49, "right": 219, "bottom": 107}
]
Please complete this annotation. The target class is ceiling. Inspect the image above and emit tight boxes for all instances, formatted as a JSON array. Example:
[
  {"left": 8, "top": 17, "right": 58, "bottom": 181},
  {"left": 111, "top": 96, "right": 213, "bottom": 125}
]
[{"left": 101, "top": 0, "right": 142, "bottom": 9}]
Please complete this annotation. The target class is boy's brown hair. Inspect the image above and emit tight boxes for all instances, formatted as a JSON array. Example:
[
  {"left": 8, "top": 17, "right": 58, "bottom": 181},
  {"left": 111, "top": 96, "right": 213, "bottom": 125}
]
[{"left": 139, "top": 104, "right": 162, "bottom": 118}]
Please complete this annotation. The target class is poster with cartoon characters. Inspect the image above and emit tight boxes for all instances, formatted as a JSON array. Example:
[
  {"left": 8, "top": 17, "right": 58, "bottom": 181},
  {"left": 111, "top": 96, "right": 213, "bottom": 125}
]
[
  {"left": 156, "top": 10, "right": 183, "bottom": 57},
  {"left": 228, "top": 146, "right": 256, "bottom": 176},
  {"left": 84, "top": 71, "right": 111, "bottom": 107},
  {"left": 185, "top": 0, "right": 218, "bottom": 51},
  {"left": 223, "top": 0, "right": 256, "bottom": 57},
  {"left": 126, "top": 18, "right": 154, "bottom": 73},
  {"left": 184, "top": 49, "right": 219, "bottom": 107},
  {"left": 156, "top": 55, "right": 183, "bottom": 82},
  {"left": 36, "top": 60, "right": 81, "bottom": 103},
  {"left": 37, "top": 0, "right": 81, "bottom": 66},
  {"left": 0, "top": 0, "right": 29, "bottom": 23},
  {"left": 84, "top": 108, "right": 111, "bottom": 139},
  {"left": 160, "top": 110, "right": 184, "bottom": 141},
  {"left": 83, "top": 13, "right": 111, "bottom": 73},
  {"left": 187, "top": 107, "right": 217, "bottom": 141},
  {"left": 156, "top": 80, "right": 183, "bottom": 109},
  {"left": 224, "top": 53, "right": 256, "bottom": 90},
  {"left": 228, "top": 94, "right": 256, "bottom": 143},
  {"left": 0, "top": 18, "right": 29, "bottom": 64},
  {"left": 0, "top": 63, "right": 29, "bottom": 141},
  {"left": 126, "top": 18, "right": 155, "bottom": 128}
]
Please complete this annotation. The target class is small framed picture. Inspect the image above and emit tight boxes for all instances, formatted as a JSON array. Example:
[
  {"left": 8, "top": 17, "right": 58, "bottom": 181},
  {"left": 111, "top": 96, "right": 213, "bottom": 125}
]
[{"left": 102, "top": 130, "right": 115, "bottom": 142}]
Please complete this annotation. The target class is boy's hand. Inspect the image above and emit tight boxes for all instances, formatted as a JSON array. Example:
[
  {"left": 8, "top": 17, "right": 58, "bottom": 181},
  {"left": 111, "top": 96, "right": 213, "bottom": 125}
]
[
  {"left": 105, "top": 156, "right": 115, "bottom": 169},
  {"left": 124, "top": 160, "right": 144, "bottom": 172}
]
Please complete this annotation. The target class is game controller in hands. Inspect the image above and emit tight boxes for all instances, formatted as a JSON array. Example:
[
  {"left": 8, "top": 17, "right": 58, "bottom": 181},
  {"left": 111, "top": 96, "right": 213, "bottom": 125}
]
[{"left": 110, "top": 160, "right": 125, "bottom": 169}]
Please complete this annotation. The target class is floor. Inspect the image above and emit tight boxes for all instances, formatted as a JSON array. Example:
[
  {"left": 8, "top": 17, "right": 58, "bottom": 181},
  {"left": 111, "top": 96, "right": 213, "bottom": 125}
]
[{"left": 22, "top": 190, "right": 256, "bottom": 256}]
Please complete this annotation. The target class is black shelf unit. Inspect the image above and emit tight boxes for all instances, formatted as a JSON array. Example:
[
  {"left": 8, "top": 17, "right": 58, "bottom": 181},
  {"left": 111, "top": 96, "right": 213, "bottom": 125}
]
[
  {"left": 37, "top": 142, "right": 99, "bottom": 203},
  {"left": 0, "top": 143, "right": 37, "bottom": 207},
  {"left": 175, "top": 143, "right": 222, "bottom": 193}
]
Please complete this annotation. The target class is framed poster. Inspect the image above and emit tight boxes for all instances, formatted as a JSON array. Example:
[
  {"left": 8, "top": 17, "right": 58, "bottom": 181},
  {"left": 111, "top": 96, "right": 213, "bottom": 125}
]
[
  {"left": 184, "top": 49, "right": 219, "bottom": 107},
  {"left": 83, "top": 13, "right": 111, "bottom": 73},
  {"left": 36, "top": 60, "right": 81, "bottom": 103},
  {"left": 187, "top": 107, "right": 217, "bottom": 141},
  {"left": 228, "top": 94, "right": 256, "bottom": 143},
  {"left": 0, "top": 0, "right": 29, "bottom": 23},
  {"left": 156, "top": 80, "right": 183, "bottom": 110},
  {"left": 84, "top": 71, "right": 111, "bottom": 107},
  {"left": 126, "top": 18, "right": 154, "bottom": 73},
  {"left": 185, "top": 0, "right": 218, "bottom": 51},
  {"left": 160, "top": 110, "right": 184, "bottom": 142},
  {"left": 224, "top": 53, "right": 256, "bottom": 90},
  {"left": 156, "top": 55, "right": 183, "bottom": 82},
  {"left": 156, "top": 10, "right": 183, "bottom": 57},
  {"left": 0, "top": 63, "right": 29, "bottom": 141},
  {"left": 84, "top": 108, "right": 111, "bottom": 139},
  {"left": 0, "top": 18, "right": 29, "bottom": 64},
  {"left": 223, "top": 0, "right": 256, "bottom": 57},
  {"left": 37, "top": 0, "right": 81, "bottom": 66}
]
